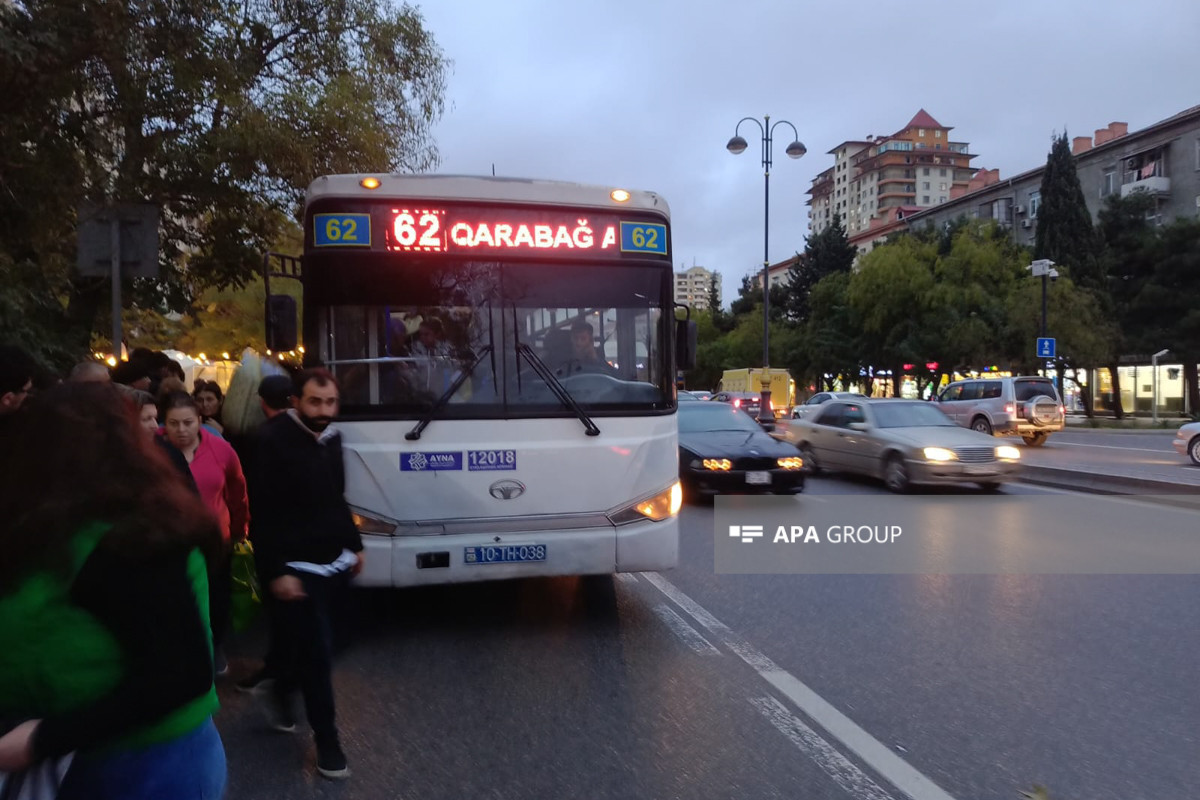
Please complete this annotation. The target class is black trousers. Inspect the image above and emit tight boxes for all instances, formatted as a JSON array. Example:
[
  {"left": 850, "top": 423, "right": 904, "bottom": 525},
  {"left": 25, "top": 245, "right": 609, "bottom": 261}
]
[
  {"left": 270, "top": 570, "right": 350, "bottom": 743},
  {"left": 208, "top": 543, "right": 233, "bottom": 653}
]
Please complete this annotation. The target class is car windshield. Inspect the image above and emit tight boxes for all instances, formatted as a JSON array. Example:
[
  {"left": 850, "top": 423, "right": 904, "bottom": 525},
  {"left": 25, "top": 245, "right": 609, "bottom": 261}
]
[
  {"left": 871, "top": 402, "right": 956, "bottom": 428},
  {"left": 679, "top": 403, "right": 762, "bottom": 433}
]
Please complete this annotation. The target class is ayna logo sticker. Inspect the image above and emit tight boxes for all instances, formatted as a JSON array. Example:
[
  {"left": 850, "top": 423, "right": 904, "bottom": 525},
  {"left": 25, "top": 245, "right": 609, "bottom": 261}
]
[
  {"left": 401, "top": 452, "right": 463, "bottom": 471},
  {"left": 489, "top": 479, "right": 526, "bottom": 500}
]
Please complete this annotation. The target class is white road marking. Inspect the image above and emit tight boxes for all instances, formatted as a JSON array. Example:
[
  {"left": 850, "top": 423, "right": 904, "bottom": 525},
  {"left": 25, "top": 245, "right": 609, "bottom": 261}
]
[
  {"left": 751, "top": 695, "right": 896, "bottom": 800},
  {"left": 614, "top": 572, "right": 640, "bottom": 584},
  {"left": 652, "top": 604, "right": 721, "bottom": 656},
  {"left": 640, "top": 571, "right": 958, "bottom": 800}
]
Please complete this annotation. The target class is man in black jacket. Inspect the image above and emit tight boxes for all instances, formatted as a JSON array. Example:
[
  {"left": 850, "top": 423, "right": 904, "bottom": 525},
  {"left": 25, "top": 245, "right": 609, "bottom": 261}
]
[{"left": 252, "top": 368, "right": 363, "bottom": 780}]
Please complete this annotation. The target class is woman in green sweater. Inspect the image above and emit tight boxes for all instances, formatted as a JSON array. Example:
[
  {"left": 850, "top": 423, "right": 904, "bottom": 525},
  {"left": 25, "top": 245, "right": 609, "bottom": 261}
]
[{"left": 0, "top": 382, "right": 227, "bottom": 799}]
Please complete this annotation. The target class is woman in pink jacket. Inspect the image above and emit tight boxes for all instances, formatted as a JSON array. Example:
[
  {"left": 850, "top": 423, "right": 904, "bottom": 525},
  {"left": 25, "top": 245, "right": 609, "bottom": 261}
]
[{"left": 162, "top": 391, "right": 249, "bottom": 676}]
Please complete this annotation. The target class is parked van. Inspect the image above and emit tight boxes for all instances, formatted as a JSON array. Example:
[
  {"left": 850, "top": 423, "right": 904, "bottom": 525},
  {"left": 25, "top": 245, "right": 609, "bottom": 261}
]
[{"left": 935, "top": 376, "right": 1064, "bottom": 446}]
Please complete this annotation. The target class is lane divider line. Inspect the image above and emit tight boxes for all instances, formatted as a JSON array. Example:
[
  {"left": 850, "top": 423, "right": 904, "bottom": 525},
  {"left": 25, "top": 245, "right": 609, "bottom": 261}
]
[
  {"left": 640, "top": 571, "right": 959, "bottom": 800},
  {"left": 751, "top": 695, "right": 896, "bottom": 800},
  {"left": 652, "top": 604, "right": 722, "bottom": 656}
]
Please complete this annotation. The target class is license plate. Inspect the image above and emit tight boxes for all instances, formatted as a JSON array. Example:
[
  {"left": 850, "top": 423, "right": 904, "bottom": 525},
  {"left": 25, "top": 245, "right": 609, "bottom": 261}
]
[
  {"left": 464, "top": 544, "right": 547, "bottom": 565},
  {"left": 746, "top": 471, "right": 771, "bottom": 485},
  {"left": 962, "top": 464, "right": 994, "bottom": 475}
]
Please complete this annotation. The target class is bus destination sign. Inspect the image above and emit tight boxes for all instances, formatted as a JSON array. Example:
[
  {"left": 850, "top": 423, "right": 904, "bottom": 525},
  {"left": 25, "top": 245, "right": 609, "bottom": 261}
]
[{"left": 312, "top": 203, "right": 668, "bottom": 259}]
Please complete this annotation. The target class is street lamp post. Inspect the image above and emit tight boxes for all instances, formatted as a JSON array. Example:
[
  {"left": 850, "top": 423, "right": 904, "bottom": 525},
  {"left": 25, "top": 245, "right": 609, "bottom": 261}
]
[
  {"left": 1027, "top": 258, "right": 1060, "bottom": 395},
  {"left": 727, "top": 115, "right": 806, "bottom": 425},
  {"left": 1152, "top": 348, "right": 1169, "bottom": 424}
]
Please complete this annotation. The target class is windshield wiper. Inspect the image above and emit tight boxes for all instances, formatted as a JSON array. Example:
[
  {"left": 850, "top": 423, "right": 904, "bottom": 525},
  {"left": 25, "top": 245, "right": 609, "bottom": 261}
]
[
  {"left": 514, "top": 342, "right": 600, "bottom": 437},
  {"left": 405, "top": 345, "right": 494, "bottom": 441}
]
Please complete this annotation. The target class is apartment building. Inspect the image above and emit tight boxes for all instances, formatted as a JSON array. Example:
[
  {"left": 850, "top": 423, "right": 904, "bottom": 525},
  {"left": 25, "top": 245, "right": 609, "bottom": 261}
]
[
  {"left": 807, "top": 110, "right": 978, "bottom": 254},
  {"left": 674, "top": 265, "right": 722, "bottom": 310},
  {"left": 904, "top": 105, "right": 1200, "bottom": 252},
  {"left": 903, "top": 104, "right": 1200, "bottom": 415}
]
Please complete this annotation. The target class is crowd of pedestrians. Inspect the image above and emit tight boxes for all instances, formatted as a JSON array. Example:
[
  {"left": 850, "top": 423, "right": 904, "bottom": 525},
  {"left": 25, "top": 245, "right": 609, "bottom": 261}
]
[{"left": 0, "top": 345, "right": 365, "bottom": 797}]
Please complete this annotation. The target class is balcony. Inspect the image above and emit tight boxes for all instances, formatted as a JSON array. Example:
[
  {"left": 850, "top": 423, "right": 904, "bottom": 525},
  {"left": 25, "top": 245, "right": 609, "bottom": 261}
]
[{"left": 1121, "top": 175, "right": 1170, "bottom": 198}]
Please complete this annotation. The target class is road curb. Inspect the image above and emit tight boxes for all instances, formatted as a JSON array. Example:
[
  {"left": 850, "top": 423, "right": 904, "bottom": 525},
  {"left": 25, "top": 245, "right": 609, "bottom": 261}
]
[{"left": 1018, "top": 465, "right": 1200, "bottom": 497}]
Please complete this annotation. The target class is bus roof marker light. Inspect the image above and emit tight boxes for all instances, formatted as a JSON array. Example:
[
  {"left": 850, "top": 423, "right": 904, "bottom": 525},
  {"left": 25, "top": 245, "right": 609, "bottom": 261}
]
[
  {"left": 610, "top": 189, "right": 631, "bottom": 203},
  {"left": 360, "top": 177, "right": 381, "bottom": 189}
]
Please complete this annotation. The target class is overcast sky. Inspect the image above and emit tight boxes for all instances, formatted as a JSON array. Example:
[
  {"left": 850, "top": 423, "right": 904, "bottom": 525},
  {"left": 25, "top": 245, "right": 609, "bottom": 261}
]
[{"left": 417, "top": 0, "right": 1199, "bottom": 301}]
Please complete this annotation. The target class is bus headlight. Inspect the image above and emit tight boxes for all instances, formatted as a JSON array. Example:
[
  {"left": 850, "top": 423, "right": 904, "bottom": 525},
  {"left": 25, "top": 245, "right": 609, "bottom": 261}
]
[
  {"left": 350, "top": 509, "right": 398, "bottom": 535},
  {"left": 608, "top": 482, "right": 682, "bottom": 525}
]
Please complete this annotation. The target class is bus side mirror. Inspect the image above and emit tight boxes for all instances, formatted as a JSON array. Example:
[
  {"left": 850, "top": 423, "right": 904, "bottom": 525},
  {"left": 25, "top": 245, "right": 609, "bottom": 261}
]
[
  {"left": 675, "top": 319, "right": 697, "bottom": 371},
  {"left": 266, "top": 294, "right": 298, "bottom": 352}
]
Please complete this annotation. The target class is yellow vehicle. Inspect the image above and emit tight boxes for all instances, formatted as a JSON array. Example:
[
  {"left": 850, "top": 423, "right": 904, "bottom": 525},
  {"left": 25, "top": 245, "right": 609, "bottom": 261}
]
[{"left": 716, "top": 369, "right": 795, "bottom": 418}]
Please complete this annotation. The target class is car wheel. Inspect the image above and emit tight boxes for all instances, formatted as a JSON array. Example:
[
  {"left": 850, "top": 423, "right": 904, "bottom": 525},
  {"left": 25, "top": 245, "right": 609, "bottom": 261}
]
[
  {"left": 977, "top": 481, "right": 1002, "bottom": 493},
  {"left": 971, "top": 416, "right": 993, "bottom": 435},
  {"left": 1189, "top": 436, "right": 1200, "bottom": 466},
  {"left": 799, "top": 443, "right": 821, "bottom": 475},
  {"left": 1022, "top": 433, "right": 1049, "bottom": 447},
  {"left": 883, "top": 454, "right": 910, "bottom": 493}
]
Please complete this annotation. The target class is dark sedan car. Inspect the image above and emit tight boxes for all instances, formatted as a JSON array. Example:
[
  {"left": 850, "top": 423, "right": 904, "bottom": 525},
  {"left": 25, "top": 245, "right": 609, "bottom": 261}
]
[{"left": 678, "top": 402, "right": 805, "bottom": 497}]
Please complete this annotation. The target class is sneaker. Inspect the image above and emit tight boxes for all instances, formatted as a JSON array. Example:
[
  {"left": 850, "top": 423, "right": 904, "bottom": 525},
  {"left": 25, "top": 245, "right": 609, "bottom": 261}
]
[
  {"left": 235, "top": 668, "right": 274, "bottom": 695},
  {"left": 262, "top": 692, "right": 297, "bottom": 734},
  {"left": 316, "top": 738, "right": 350, "bottom": 780}
]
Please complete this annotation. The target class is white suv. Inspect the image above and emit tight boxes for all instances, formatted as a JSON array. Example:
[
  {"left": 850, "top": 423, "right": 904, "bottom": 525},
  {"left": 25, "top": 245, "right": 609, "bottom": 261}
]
[{"left": 935, "top": 376, "right": 1064, "bottom": 446}]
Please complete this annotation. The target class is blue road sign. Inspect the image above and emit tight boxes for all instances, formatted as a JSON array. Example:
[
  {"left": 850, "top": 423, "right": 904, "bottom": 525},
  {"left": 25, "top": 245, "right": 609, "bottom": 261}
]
[{"left": 1037, "top": 337, "right": 1056, "bottom": 358}]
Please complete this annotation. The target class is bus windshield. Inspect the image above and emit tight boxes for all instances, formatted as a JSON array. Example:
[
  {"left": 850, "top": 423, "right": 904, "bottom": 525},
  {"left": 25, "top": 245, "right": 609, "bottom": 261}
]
[{"left": 308, "top": 255, "right": 670, "bottom": 417}]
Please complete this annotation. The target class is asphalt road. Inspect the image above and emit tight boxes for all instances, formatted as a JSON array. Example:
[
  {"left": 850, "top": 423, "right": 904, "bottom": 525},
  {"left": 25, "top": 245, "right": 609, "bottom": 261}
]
[
  {"left": 216, "top": 477, "right": 1200, "bottom": 800},
  {"left": 1019, "top": 430, "right": 1199, "bottom": 484}
]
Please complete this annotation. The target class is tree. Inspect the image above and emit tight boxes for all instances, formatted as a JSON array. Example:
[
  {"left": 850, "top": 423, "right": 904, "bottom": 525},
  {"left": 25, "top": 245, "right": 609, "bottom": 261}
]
[
  {"left": 1136, "top": 218, "right": 1200, "bottom": 415},
  {"left": 1033, "top": 132, "right": 1105, "bottom": 401},
  {"left": 847, "top": 235, "right": 938, "bottom": 395},
  {"left": 0, "top": 0, "right": 449, "bottom": 357},
  {"left": 785, "top": 213, "right": 857, "bottom": 323},
  {"left": 707, "top": 273, "right": 722, "bottom": 319},
  {"left": 1034, "top": 132, "right": 1102, "bottom": 289},
  {"left": 1097, "top": 192, "right": 1160, "bottom": 416}
]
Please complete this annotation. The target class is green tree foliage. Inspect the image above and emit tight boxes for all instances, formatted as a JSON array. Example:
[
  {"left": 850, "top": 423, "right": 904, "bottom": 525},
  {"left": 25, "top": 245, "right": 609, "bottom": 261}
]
[
  {"left": 1136, "top": 218, "right": 1200, "bottom": 412},
  {"left": 1034, "top": 132, "right": 1101, "bottom": 289},
  {"left": 0, "top": 0, "right": 449, "bottom": 357},
  {"left": 785, "top": 213, "right": 857, "bottom": 322}
]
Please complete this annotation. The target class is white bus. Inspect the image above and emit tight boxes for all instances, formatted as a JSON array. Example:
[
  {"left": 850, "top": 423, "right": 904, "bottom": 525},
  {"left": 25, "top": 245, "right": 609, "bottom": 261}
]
[{"left": 264, "top": 174, "right": 695, "bottom": 587}]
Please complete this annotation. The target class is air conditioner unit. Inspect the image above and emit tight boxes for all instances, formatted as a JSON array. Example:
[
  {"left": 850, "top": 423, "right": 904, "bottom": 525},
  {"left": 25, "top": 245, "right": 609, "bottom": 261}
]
[
  {"left": 1014, "top": 205, "right": 1025, "bottom": 214},
  {"left": 1021, "top": 219, "right": 1032, "bottom": 229}
]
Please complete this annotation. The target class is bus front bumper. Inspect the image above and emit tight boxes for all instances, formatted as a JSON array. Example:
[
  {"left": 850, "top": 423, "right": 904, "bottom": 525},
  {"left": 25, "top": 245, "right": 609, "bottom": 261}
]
[{"left": 353, "top": 516, "right": 680, "bottom": 588}]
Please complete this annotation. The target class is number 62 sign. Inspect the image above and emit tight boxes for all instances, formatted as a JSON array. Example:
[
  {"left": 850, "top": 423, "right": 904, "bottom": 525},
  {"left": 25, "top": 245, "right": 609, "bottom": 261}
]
[{"left": 314, "top": 213, "right": 371, "bottom": 247}]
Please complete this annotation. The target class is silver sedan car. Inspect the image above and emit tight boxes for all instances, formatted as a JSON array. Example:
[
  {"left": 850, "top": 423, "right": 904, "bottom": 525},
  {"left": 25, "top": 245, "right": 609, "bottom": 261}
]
[
  {"left": 790, "top": 391, "right": 868, "bottom": 420},
  {"left": 1173, "top": 421, "right": 1200, "bottom": 465},
  {"left": 789, "top": 398, "right": 1022, "bottom": 492}
]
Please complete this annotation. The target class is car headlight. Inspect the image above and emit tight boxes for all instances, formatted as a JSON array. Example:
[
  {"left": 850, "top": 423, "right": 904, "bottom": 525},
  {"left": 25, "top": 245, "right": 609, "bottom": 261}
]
[
  {"left": 702, "top": 458, "right": 732, "bottom": 471},
  {"left": 608, "top": 482, "right": 683, "bottom": 525},
  {"left": 996, "top": 445, "right": 1021, "bottom": 460},
  {"left": 350, "top": 509, "right": 398, "bottom": 535},
  {"left": 777, "top": 457, "right": 804, "bottom": 470},
  {"left": 922, "top": 447, "right": 956, "bottom": 462}
]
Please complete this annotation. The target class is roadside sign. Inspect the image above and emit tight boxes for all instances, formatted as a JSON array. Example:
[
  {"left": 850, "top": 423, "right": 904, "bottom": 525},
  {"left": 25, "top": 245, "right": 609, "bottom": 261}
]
[{"left": 1037, "top": 337, "right": 1056, "bottom": 358}]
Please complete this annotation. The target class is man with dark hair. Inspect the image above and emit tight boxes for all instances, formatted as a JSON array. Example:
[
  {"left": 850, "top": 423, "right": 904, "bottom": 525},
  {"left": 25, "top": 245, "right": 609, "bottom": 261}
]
[
  {"left": 567, "top": 320, "right": 618, "bottom": 376},
  {"left": 111, "top": 359, "right": 153, "bottom": 390},
  {"left": 251, "top": 367, "right": 362, "bottom": 780}
]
